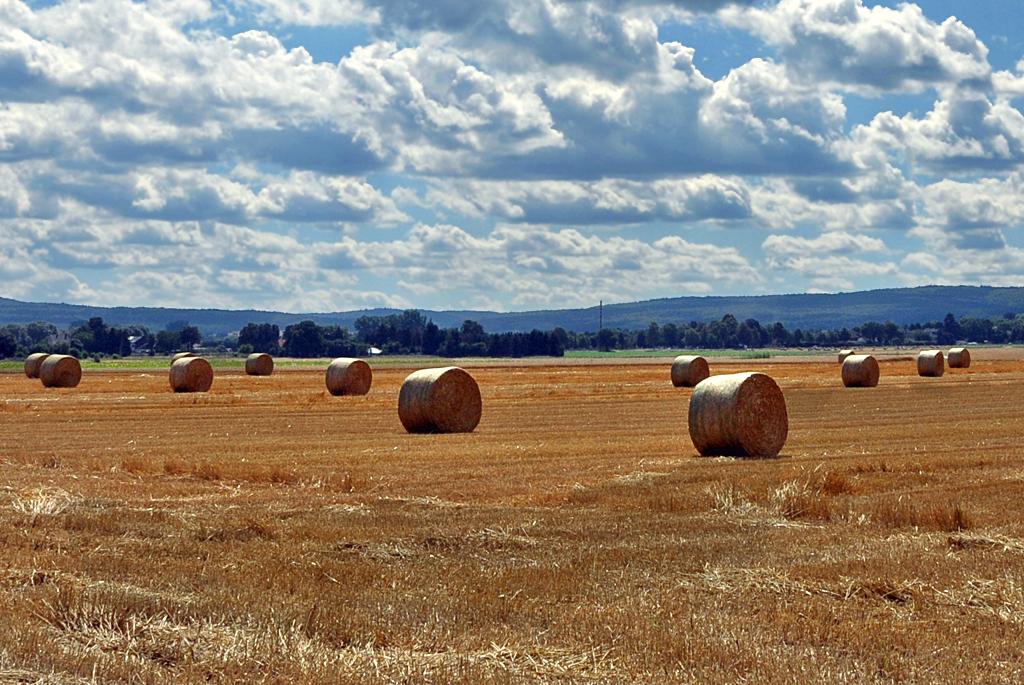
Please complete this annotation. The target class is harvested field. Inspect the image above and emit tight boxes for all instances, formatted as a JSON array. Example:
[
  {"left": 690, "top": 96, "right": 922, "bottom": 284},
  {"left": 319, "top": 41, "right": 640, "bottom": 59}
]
[{"left": 1, "top": 355, "right": 1024, "bottom": 683}]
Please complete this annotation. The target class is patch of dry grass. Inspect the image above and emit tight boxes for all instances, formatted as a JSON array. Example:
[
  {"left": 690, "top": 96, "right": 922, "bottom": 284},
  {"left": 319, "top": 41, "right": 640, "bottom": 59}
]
[{"left": 1, "top": 360, "right": 1024, "bottom": 682}]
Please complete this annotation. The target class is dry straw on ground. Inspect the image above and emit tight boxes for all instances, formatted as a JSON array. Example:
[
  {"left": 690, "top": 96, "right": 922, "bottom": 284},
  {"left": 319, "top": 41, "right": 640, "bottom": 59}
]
[
  {"left": 948, "top": 347, "right": 971, "bottom": 369},
  {"left": 38, "top": 355, "right": 81, "bottom": 388},
  {"left": 398, "top": 366, "right": 482, "bottom": 433},
  {"left": 688, "top": 372, "right": 788, "bottom": 458},
  {"left": 917, "top": 350, "right": 944, "bottom": 377},
  {"left": 838, "top": 349, "right": 853, "bottom": 363},
  {"left": 245, "top": 353, "right": 274, "bottom": 376},
  {"left": 169, "top": 357, "right": 213, "bottom": 393},
  {"left": 23, "top": 352, "right": 50, "bottom": 378},
  {"left": 841, "top": 354, "right": 880, "bottom": 388},
  {"left": 671, "top": 355, "right": 710, "bottom": 388},
  {"left": 325, "top": 358, "right": 372, "bottom": 396}
]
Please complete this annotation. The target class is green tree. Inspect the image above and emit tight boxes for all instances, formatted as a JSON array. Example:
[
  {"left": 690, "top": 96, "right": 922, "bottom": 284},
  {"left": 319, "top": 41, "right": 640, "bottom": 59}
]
[
  {"left": 882, "top": 321, "right": 903, "bottom": 345},
  {"left": 551, "top": 326, "right": 570, "bottom": 350},
  {"left": 683, "top": 327, "right": 702, "bottom": 348},
  {"left": 179, "top": 325, "right": 201, "bottom": 352},
  {"left": 661, "top": 323, "right": 679, "bottom": 347},
  {"left": 646, "top": 322, "right": 661, "bottom": 348},
  {"left": 422, "top": 321, "right": 442, "bottom": 355},
  {"left": 461, "top": 320, "right": 487, "bottom": 345},
  {"left": 768, "top": 322, "right": 789, "bottom": 346},
  {"left": 438, "top": 328, "right": 463, "bottom": 357},
  {"left": 720, "top": 314, "right": 739, "bottom": 348},
  {"left": 283, "top": 321, "right": 324, "bottom": 358},
  {"left": 154, "top": 330, "right": 180, "bottom": 354},
  {"left": 238, "top": 323, "right": 280, "bottom": 354},
  {"left": 25, "top": 321, "right": 57, "bottom": 346},
  {"left": 939, "top": 313, "right": 960, "bottom": 345},
  {"left": 0, "top": 329, "right": 16, "bottom": 358},
  {"left": 860, "top": 321, "right": 884, "bottom": 344},
  {"left": 119, "top": 333, "right": 133, "bottom": 357}
]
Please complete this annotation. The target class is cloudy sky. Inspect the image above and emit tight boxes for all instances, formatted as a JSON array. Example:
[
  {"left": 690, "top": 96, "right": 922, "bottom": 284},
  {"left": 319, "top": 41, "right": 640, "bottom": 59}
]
[{"left": 1, "top": 0, "right": 1023, "bottom": 314}]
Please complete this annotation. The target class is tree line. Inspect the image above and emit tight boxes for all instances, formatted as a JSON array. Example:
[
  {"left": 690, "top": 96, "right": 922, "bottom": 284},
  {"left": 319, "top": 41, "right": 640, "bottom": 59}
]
[
  {"left": 240, "top": 311, "right": 564, "bottom": 358},
  {"left": 2, "top": 310, "right": 1020, "bottom": 359},
  {"left": 0, "top": 317, "right": 201, "bottom": 359},
  {"left": 566, "top": 312, "right": 1024, "bottom": 351}
]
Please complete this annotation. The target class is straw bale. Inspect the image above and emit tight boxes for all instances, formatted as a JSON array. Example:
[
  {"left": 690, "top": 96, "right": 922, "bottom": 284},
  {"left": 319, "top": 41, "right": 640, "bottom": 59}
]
[
  {"left": 398, "top": 366, "right": 482, "bottom": 434},
  {"left": 169, "top": 357, "right": 214, "bottom": 393},
  {"left": 841, "top": 354, "right": 880, "bottom": 388},
  {"left": 688, "top": 372, "right": 788, "bottom": 458},
  {"left": 39, "top": 355, "right": 82, "bottom": 388},
  {"left": 671, "top": 355, "right": 710, "bottom": 388},
  {"left": 245, "top": 353, "right": 274, "bottom": 376},
  {"left": 838, "top": 349, "right": 854, "bottom": 363},
  {"left": 917, "top": 350, "right": 944, "bottom": 377},
  {"left": 24, "top": 353, "right": 50, "bottom": 379},
  {"left": 171, "top": 352, "right": 196, "bottom": 363},
  {"left": 325, "top": 358, "right": 372, "bottom": 396},
  {"left": 948, "top": 347, "right": 971, "bottom": 369}
]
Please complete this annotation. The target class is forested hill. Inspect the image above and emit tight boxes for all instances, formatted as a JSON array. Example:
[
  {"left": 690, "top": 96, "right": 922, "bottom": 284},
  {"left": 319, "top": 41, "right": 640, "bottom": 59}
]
[{"left": 4, "top": 285, "right": 1024, "bottom": 336}]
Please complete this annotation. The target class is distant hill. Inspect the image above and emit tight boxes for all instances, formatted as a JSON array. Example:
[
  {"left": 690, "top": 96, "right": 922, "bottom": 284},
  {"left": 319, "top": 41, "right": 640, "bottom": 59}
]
[{"left": 2, "top": 286, "right": 1023, "bottom": 336}]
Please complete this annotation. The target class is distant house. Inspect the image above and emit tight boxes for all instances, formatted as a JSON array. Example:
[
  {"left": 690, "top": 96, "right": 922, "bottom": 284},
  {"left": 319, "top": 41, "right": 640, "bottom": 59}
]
[{"left": 127, "top": 335, "right": 150, "bottom": 355}]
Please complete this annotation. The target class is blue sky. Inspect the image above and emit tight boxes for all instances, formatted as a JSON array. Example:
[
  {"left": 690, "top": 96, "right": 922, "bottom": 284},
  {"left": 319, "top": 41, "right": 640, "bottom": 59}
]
[{"left": 2, "top": 0, "right": 1024, "bottom": 314}]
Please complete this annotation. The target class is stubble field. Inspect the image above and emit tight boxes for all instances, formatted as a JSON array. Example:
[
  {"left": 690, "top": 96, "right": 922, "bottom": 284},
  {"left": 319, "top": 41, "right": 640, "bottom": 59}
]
[{"left": 1, "top": 351, "right": 1024, "bottom": 683}]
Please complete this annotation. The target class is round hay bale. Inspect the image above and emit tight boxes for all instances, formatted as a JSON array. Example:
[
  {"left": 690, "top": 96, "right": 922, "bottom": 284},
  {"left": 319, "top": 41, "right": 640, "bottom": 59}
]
[
  {"left": 841, "top": 354, "right": 879, "bottom": 388},
  {"left": 24, "top": 353, "right": 50, "bottom": 378},
  {"left": 948, "top": 347, "right": 971, "bottom": 369},
  {"left": 398, "top": 367, "right": 482, "bottom": 434},
  {"left": 917, "top": 350, "right": 944, "bottom": 377},
  {"left": 169, "top": 356, "right": 213, "bottom": 393},
  {"left": 671, "top": 355, "right": 710, "bottom": 388},
  {"left": 245, "top": 353, "right": 274, "bottom": 376},
  {"left": 325, "top": 358, "right": 372, "bottom": 396},
  {"left": 171, "top": 352, "right": 196, "bottom": 364},
  {"left": 39, "top": 355, "right": 82, "bottom": 388},
  {"left": 838, "top": 349, "right": 854, "bottom": 363},
  {"left": 688, "top": 372, "right": 788, "bottom": 458}
]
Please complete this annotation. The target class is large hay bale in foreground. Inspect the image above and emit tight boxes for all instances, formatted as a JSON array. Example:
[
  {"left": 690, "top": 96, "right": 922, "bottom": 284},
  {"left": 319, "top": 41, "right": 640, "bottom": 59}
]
[
  {"left": 245, "top": 353, "right": 274, "bottom": 376},
  {"left": 24, "top": 353, "right": 50, "bottom": 379},
  {"left": 171, "top": 352, "right": 196, "bottom": 363},
  {"left": 948, "top": 347, "right": 971, "bottom": 369},
  {"left": 838, "top": 349, "right": 854, "bottom": 363},
  {"left": 398, "top": 367, "right": 482, "bottom": 434},
  {"left": 841, "top": 354, "right": 879, "bottom": 388},
  {"left": 688, "top": 372, "right": 788, "bottom": 458},
  {"left": 169, "top": 357, "right": 213, "bottom": 393},
  {"left": 917, "top": 350, "right": 944, "bottom": 377},
  {"left": 325, "top": 358, "right": 372, "bottom": 396},
  {"left": 671, "top": 355, "right": 710, "bottom": 388},
  {"left": 39, "top": 355, "right": 82, "bottom": 388}
]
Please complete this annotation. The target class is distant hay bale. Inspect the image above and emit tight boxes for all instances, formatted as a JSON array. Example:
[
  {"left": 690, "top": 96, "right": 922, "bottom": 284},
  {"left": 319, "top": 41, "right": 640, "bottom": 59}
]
[
  {"left": 39, "top": 355, "right": 82, "bottom": 388},
  {"left": 688, "top": 372, "right": 788, "bottom": 458},
  {"left": 671, "top": 355, "right": 710, "bottom": 388},
  {"left": 398, "top": 367, "right": 482, "bottom": 434},
  {"left": 245, "top": 353, "right": 274, "bottom": 376},
  {"left": 171, "top": 352, "right": 196, "bottom": 363},
  {"left": 841, "top": 354, "right": 880, "bottom": 388},
  {"left": 917, "top": 350, "right": 944, "bottom": 377},
  {"left": 24, "top": 353, "right": 50, "bottom": 379},
  {"left": 325, "top": 358, "right": 372, "bottom": 396},
  {"left": 948, "top": 347, "right": 971, "bottom": 369},
  {"left": 169, "top": 357, "right": 213, "bottom": 393},
  {"left": 838, "top": 349, "right": 854, "bottom": 363}
]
